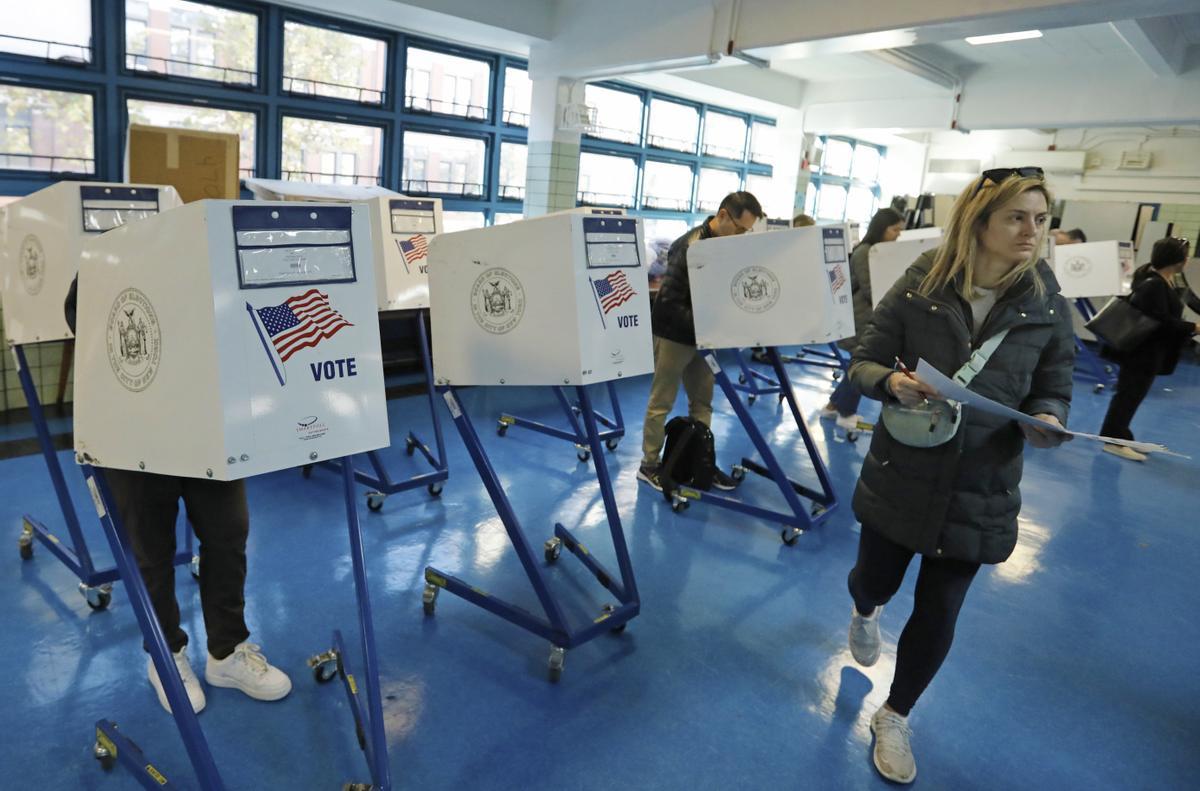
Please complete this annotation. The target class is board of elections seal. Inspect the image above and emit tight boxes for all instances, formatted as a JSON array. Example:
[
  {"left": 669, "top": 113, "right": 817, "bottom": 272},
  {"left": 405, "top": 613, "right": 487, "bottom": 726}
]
[
  {"left": 731, "top": 266, "right": 780, "bottom": 314},
  {"left": 1063, "top": 256, "right": 1092, "bottom": 279},
  {"left": 471, "top": 268, "right": 525, "bottom": 334},
  {"left": 19, "top": 234, "right": 45, "bottom": 296},
  {"left": 106, "top": 288, "right": 162, "bottom": 392}
]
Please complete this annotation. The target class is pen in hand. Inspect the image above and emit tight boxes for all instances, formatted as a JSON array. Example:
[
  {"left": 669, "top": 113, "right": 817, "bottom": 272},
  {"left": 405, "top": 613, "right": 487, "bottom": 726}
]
[{"left": 894, "top": 356, "right": 931, "bottom": 406}]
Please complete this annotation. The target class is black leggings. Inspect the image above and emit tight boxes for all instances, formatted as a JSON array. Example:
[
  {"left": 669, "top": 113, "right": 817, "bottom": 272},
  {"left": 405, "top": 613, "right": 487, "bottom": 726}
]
[
  {"left": 848, "top": 525, "right": 981, "bottom": 716},
  {"left": 1099, "top": 363, "right": 1157, "bottom": 440}
]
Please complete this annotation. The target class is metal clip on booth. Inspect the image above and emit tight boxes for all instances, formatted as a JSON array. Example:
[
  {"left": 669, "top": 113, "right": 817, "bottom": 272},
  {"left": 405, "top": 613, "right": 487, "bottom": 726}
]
[
  {"left": 423, "top": 212, "right": 646, "bottom": 681},
  {"left": 4, "top": 183, "right": 196, "bottom": 611},
  {"left": 672, "top": 225, "right": 847, "bottom": 544},
  {"left": 73, "top": 202, "right": 394, "bottom": 790}
]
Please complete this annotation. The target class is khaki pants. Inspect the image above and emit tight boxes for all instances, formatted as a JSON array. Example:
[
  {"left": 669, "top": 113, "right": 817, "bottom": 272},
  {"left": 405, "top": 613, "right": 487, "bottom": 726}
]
[{"left": 641, "top": 335, "right": 714, "bottom": 466}]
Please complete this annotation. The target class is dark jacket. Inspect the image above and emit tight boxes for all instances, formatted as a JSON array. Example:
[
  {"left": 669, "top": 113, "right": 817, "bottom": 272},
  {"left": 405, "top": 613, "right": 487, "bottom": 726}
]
[
  {"left": 651, "top": 219, "right": 715, "bottom": 346},
  {"left": 849, "top": 249, "right": 1076, "bottom": 565},
  {"left": 1107, "top": 264, "right": 1196, "bottom": 376},
  {"left": 837, "top": 242, "right": 876, "bottom": 352}
]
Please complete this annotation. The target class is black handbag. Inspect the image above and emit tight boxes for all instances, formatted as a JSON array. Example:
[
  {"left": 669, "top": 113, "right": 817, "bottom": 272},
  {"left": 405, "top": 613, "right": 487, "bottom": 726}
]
[{"left": 1085, "top": 296, "right": 1161, "bottom": 352}]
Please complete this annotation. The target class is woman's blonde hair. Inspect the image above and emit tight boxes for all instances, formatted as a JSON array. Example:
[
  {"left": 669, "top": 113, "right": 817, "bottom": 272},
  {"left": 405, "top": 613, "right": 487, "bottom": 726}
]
[{"left": 919, "top": 175, "right": 1053, "bottom": 298}]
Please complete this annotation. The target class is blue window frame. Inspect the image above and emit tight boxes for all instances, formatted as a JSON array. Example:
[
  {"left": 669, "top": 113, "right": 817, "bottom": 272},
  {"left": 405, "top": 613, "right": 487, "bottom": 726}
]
[{"left": 807, "top": 135, "right": 887, "bottom": 225}]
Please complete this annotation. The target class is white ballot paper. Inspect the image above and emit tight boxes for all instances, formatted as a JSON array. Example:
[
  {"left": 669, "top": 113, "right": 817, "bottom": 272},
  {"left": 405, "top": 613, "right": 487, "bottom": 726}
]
[{"left": 915, "top": 359, "right": 1188, "bottom": 458}]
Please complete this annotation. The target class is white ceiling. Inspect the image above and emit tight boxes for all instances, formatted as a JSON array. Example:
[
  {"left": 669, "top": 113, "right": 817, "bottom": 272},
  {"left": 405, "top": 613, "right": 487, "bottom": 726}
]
[{"left": 934, "top": 22, "right": 1143, "bottom": 67}]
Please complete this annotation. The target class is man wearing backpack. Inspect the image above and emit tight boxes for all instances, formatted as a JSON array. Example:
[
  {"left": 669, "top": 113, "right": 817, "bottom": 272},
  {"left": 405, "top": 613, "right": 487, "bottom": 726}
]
[{"left": 638, "top": 191, "right": 766, "bottom": 491}]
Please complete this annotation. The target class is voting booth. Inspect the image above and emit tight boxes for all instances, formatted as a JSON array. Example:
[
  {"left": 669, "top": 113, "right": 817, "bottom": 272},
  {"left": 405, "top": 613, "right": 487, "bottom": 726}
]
[
  {"left": 1052, "top": 240, "right": 1130, "bottom": 299},
  {"left": 868, "top": 235, "right": 944, "bottom": 308},
  {"left": 74, "top": 201, "right": 388, "bottom": 480},
  {"left": 670, "top": 227, "right": 840, "bottom": 544},
  {"left": 430, "top": 211, "right": 654, "bottom": 386},
  {"left": 72, "top": 200, "right": 395, "bottom": 789},
  {"left": 423, "top": 212, "right": 645, "bottom": 681},
  {"left": 1, "top": 181, "right": 182, "bottom": 344}
]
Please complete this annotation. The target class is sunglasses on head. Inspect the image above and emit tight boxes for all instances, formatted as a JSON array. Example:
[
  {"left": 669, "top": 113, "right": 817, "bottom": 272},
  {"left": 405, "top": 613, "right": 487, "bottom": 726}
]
[{"left": 971, "top": 166, "right": 1045, "bottom": 197}]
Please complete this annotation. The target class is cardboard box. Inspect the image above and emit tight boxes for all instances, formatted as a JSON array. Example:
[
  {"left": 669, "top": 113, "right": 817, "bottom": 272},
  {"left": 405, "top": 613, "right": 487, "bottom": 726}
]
[{"left": 126, "top": 124, "right": 239, "bottom": 203}]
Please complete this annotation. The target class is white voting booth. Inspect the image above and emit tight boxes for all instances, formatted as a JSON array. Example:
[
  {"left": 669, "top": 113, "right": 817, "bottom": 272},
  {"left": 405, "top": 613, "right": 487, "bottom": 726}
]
[
  {"left": 429, "top": 212, "right": 654, "bottom": 385},
  {"left": 687, "top": 225, "right": 854, "bottom": 349},
  {"left": 868, "top": 235, "right": 944, "bottom": 308},
  {"left": 74, "top": 200, "right": 388, "bottom": 481},
  {"left": 1, "top": 181, "right": 182, "bottom": 344},
  {"left": 244, "top": 177, "right": 442, "bottom": 311},
  {"left": 1052, "top": 240, "right": 1131, "bottom": 299}
]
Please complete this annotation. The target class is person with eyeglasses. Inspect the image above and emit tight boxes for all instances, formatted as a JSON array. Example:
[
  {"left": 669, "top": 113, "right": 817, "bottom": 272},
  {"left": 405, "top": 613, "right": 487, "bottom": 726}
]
[
  {"left": 1098, "top": 236, "right": 1198, "bottom": 461},
  {"left": 638, "top": 191, "right": 766, "bottom": 492},
  {"left": 840, "top": 167, "right": 1075, "bottom": 783}
]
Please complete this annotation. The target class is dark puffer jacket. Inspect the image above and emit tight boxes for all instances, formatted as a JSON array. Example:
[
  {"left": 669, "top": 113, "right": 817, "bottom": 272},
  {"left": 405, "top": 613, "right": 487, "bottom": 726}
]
[
  {"left": 651, "top": 219, "right": 714, "bottom": 346},
  {"left": 849, "top": 249, "right": 1076, "bottom": 565}
]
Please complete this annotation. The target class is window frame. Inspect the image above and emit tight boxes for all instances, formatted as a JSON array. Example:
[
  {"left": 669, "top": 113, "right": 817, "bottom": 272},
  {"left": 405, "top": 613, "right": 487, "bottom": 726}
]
[
  {"left": 808, "top": 135, "right": 887, "bottom": 224},
  {"left": 399, "top": 38, "right": 496, "bottom": 124},
  {"left": 279, "top": 10, "right": 394, "bottom": 107},
  {"left": 0, "top": 79, "right": 100, "bottom": 178},
  {"left": 120, "top": 0, "right": 265, "bottom": 91}
]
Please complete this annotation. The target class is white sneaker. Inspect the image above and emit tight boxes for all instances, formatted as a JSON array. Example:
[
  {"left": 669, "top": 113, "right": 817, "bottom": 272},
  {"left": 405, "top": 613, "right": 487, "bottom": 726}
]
[
  {"left": 819, "top": 404, "right": 839, "bottom": 420},
  {"left": 147, "top": 648, "right": 206, "bottom": 714},
  {"left": 836, "top": 413, "right": 863, "bottom": 432},
  {"left": 1103, "top": 443, "right": 1147, "bottom": 462},
  {"left": 848, "top": 605, "right": 882, "bottom": 666},
  {"left": 205, "top": 642, "right": 292, "bottom": 701},
  {"left": 870, "top": 706, "right": 917, "bottom": 784}
]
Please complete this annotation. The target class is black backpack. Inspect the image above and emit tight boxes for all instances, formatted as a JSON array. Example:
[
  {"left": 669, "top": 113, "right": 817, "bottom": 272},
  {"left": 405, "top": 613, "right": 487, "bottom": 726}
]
[{"left": 660, "top": 416, "right": 717, "bottom": 498}]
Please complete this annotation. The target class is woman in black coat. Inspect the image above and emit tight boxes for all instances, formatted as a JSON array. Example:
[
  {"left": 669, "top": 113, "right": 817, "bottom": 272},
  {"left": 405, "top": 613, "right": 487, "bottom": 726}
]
[
  {"left": 842, "top": 168, "right": 1076, "bottom": 784},
  {"left": 1099, "top": 237, "right": 1198, "bottom": 461}
]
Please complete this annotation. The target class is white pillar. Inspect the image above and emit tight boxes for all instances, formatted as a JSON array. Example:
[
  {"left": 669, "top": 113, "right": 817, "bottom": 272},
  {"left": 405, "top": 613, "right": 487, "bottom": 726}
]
[{"left": 523, "top": 76, "right": 585, "bottom": 218}]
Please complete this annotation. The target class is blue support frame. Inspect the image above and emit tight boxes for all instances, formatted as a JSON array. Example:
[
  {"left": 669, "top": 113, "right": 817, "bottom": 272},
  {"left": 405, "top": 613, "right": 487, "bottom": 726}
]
[
  {"left": 306, "top": 310, "right": 449, "bottom": 510},
  {"left": 496, "top": 380, "right": 626, "bottom": 461},
  {"left": 1072, "top": 298, "right": 1117, "bottom": 393},
  {"left": 82, "top": 460, "right": 391, "bottom": 790},
  {"left": 424, "top": 385, "right": 639, "bottom": 681},
  {"left": 663, "top": 348, "right": 839, "bottom": 545},
  {"left": 14, "top": 344, "right": 195, "bottom": 607}
]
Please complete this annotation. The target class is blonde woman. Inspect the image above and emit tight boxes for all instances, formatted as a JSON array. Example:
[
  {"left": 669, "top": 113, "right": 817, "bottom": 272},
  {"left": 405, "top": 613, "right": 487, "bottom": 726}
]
[{"left": 842, "top": 168, "right": 1076, "bottom": 783}]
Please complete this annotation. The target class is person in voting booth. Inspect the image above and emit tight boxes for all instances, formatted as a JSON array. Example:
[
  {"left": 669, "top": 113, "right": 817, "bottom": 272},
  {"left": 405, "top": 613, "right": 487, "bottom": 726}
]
[
  {"left": 638, "top": 191, "right": 766, "bottom": 491},
  {"left": 841, "top": 168, "right": 1075, "bottom": 783},
  {"left": 1053, "top": 227, "right": 1087, "bottom": 245},
  {"left": 819, "top": 207, "right": 906, "bottom": 432},
  {"left": 65, "top": 279, "right": 291, "bottom": 715},
  {"left": 1098, "top": 237, "right": 1198, "bottom": 461}
]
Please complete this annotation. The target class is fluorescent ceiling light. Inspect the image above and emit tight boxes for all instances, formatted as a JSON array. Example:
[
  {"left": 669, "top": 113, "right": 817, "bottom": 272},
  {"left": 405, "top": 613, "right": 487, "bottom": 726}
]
[{"left": 965, "top": 30, "right": 1043, "bottom": 45}]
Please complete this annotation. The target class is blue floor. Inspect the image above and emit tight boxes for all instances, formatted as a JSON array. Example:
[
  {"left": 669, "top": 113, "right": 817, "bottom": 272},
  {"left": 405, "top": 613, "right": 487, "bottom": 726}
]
[{"left": 3, "top": 349, "right": 1198, "bottom": 789}]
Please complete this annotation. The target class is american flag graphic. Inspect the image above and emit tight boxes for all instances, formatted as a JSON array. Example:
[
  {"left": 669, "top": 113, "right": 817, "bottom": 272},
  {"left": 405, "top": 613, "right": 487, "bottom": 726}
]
[
  {"left": 593, "top": 270, "right": 636, "bottom": 314},
  {"left": 828, "top": 264, "right": 847, "bottom": 294},
  {"left": 397, "top": 234, "right": 429, "bottom": 265},
  {"left": 254, "top": 289, "right": 353, "bottom": 363}
]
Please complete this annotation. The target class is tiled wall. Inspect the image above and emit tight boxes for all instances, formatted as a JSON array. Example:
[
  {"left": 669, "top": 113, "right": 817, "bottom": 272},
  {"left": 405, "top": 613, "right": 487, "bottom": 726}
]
[
  {"left": 0, "top": 301, "right": 73, "bottom": 412},
  {"left": 1158, "top": 203, "right": 1200, "bottom": 250}
]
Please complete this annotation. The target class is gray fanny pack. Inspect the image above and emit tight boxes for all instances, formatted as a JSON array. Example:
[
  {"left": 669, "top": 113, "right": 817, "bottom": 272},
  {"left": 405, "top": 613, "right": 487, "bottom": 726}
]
[{"left": 880, "top": 328, "right": 1010, "bottom": 448}]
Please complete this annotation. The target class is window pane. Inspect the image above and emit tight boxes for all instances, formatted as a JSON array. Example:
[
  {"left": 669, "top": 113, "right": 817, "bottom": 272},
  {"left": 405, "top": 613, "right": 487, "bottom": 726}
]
[
  {"left": 647, "top": 99, "right": 698, "bottom": 153},
  {"left": 822, "top": 139, "right": 853, "bottom": 177},
  {"left": 750, "top": 121, "right": 777, "bottom": 165},
  {"left": 577, "top": 152, "right": 637, "bottom": 208},
  {"left": 817, "top": 183, "right": 847, "bottom": 221},
  {"left": 852, "top": 145, "right": 881, "bottom": 183},
  {"left": 402, "top": 131, "right": 485, "bottom": 197},
  {"left": 584, "top": 85, "right": 642, "bottom": 145},
  {"left": 492, "top": 212, "right": 522, "bottom": 226},
  {"left": 283, "top": 21, "right": 386, "bottom": 104},
  {"left": 281, "top": 117, "right": 382, "bottom": 185},
  {"left": 499, "top": 142, "right": 527, "bottom": 201},
  {"left": 127, "top": 98, "right": 256, "bottom": 177},
  {"left": 503, "top": 67, "right": 531, "bottom": 126},
  {"left": 846, "top": 186, "right": 875, "bottom": 224},
  {"left": 702, "top": 112, "right": 746, "bottom": 160},
  {"left": 405, "top": 47, "right": 490, "bottom": 120},
  {"left": 0, "top": 85, "right": 94, "bottom": 173},
  {"left": 124, "top": 0, "right": 257, "bottom": 86},
  {"left": 2, "top": 0, "right": 92, "bottom": 62},
  {"left": 746, "top": 173, "right": 784, "bottom": 217},
  {"left": 642, "top": 160, "right": 693, "bottom": 212},
  {"left": 805, "top": 182, "right": 817, "bottom": 215},
  {"left": 442, "top": 211, "right": 486, "bottom": 232},
  {"left": 697, "top": 168, "right": 741, "bottom": 212}
]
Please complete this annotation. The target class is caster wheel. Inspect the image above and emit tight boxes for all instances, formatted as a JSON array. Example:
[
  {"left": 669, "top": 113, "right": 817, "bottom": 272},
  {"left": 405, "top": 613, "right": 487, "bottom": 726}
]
[
  {"left": 366, "top": 493, "right": 385, "bottom": 512},
  {"left": 832, "top": 370, "right": 843, "bottom": 381},
  {"left": 731, "top": 465, "right": 746, "bottom": 482},
  {"left": 19, "top": 541, "right": 33, "bottom": 561},
  {"left": 602, "top": 603, "right": 626, "bottom": 634},
  {"left": 747, "top": 395, "right": 757, "bottom": 405},
  {"left": 605, "top": 437, "right": 620, "bottom": 451},
  {"left": 405, "top": 438, "right": 417, "bottom": 456},
  {"left": 81, "top": 583, "right": 113, "bottom": 611},
  {"left": 310, "top": 654, "right": 339, "bottom": 684},
  {"left": 671, "top": 497, "right": 689, "bottom": 513},
  {"left": 427, "top": 482, "right": 444, "bottom": 497},
  {"left": 422, "top": 583, "right": 438, "bottom": 616},
  {"left": 497, "top": 420, "right": 510, "bottom": 437},
  {"left": 190, "top": 555, "right": 201, "bottom": 580},
  {"left": 544, "top": 537, "right": 563, "bottom": 563},
  {"left": 738, "top": 374, "right": 747, "bottom": 384},
  {"left": 846, "top": 430, "right": 859, "bottom": 442},
  {"left": 781, "top": 528, "right": 801, "bottom": 546},
  {"left": 547, "top": 646, "right": 565, "bottom": 683},
  {"left": 93, "top": 741, "right": 114, "bottom": 770},
  {"left": 301, "top": 464, "right": 313, "bottom": 479},
  {"left": 576, "top": 447, "right": 591, "bottom": 463},
  {"left": 1093, "top": 384, "right": 1104, "bottom": 394}
]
